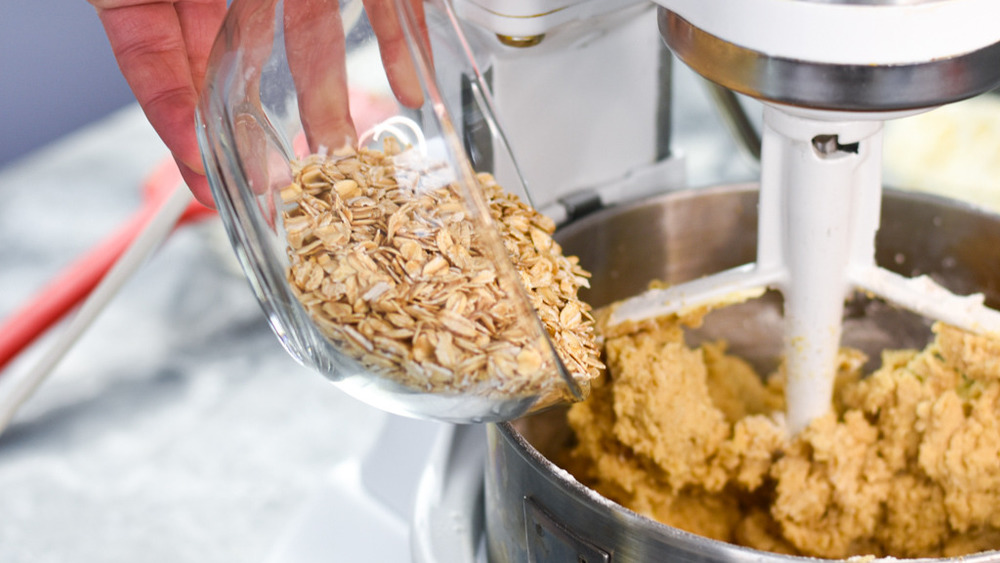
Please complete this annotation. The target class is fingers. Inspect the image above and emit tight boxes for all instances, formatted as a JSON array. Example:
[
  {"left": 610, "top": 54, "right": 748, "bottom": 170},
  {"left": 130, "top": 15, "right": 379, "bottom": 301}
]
[
  {"left": 177, "top": 158, "right": 214, "bottom": 207},
  {"left": 175, "top": 0, "right": 228, "bottom": 97},
  {"left": 406, "top": 0, "right": 431, "bottom": 64},
  {"left": 284, "top": 0, "right": 355, "bottom": 153},
  {"left": 284, "top": 0, "right": 430, "bottom": 153},
  {"left": 98, "top": 4, "right": 201, "bottom": 172},
  {"left": 92, "top": 1, "right": 225, "bottom": 203},
  {"left": 94, "top": 0, "right": 432, "bottom": 207},
  {"left": 362, "top": 0, "right": 426, "bottom": 109}
]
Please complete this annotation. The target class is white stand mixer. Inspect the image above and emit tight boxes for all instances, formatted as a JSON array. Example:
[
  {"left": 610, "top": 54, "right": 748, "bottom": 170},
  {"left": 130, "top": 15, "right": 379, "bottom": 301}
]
[{"left": 453, "top": 0, "right": 1000, "bottom": 433}]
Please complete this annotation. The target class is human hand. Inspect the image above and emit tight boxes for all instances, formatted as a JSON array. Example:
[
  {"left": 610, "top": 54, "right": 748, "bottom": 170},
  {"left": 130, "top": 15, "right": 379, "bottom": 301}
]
[
  {"left": 89, "top": 0, "right": 228, "bottom": 207},
  {"left": 284, "top": 0, "right": 428, "bottom": 153},
  {"left": 92, "top": 0, "right": 429, "bottom": 207}
]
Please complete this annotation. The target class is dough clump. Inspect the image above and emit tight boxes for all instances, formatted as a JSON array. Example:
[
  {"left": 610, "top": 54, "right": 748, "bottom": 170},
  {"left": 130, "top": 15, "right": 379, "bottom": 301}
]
[{"left": 562, "top": 312, "right": 1000, "bottom": 559}]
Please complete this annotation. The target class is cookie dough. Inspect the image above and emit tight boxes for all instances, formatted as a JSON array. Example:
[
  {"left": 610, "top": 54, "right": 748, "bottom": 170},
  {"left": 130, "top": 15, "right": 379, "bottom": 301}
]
[{"left": 562, "top": 312, "right": 1000, "bottom": 559}]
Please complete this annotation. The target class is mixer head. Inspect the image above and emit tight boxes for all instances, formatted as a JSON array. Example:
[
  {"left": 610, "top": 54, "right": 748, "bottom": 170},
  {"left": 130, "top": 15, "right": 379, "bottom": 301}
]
[
  {"left": 610, "top": 0, "right": 1000, "bottom": 433},
  {"left": 657, "top": 0, "right": 1000, "bottom": 113}
]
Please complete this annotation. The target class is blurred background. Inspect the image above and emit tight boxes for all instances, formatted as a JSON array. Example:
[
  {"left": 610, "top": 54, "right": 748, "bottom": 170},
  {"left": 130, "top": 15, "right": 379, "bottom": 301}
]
[{"left": 0, "top": 1, "right": 135, "bottom": 167}]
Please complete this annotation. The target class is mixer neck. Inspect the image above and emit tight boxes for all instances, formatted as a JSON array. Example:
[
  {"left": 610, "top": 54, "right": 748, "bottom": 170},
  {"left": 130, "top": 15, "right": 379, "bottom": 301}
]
[{"left": 448, "top": 0, "right": 685, "bottom": 223}]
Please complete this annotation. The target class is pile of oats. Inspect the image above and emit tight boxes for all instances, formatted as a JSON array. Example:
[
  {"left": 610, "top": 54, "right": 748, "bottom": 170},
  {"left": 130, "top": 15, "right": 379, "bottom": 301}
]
[{"left": 280, "top": 139, "right": 603, "bottom": 402}]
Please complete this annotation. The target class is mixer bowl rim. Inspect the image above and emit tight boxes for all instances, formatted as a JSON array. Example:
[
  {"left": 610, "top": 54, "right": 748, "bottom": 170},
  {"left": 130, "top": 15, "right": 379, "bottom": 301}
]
[{"left": 559, "top": 182, "right": 1000, "bottom": 236}]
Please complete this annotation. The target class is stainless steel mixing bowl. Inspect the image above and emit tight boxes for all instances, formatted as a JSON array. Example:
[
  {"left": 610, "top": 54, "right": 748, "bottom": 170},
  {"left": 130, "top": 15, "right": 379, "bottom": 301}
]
[{"left": 484, "top": 184, "right": 1000, "bottom": 563}]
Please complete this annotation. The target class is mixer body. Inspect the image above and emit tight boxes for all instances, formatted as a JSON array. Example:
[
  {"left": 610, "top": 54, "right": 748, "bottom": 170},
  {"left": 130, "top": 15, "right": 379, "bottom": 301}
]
[{"left": 448, "top": 0, "right": 685, "bottom": 223}]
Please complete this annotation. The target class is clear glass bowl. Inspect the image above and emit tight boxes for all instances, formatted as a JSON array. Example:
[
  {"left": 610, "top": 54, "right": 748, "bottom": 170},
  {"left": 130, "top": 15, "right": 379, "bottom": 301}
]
[{"left": 196, "top": 0, "right": 593, "bottom": 422}]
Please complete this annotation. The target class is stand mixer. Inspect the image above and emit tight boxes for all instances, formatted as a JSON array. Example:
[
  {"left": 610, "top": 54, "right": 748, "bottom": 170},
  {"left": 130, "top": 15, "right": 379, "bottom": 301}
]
[
  {"left": 452, "top": 0, "right": 1000, "bottom": 433},
  {"left": 437, "top": 3, "right": 1000, "bottom": 561}
]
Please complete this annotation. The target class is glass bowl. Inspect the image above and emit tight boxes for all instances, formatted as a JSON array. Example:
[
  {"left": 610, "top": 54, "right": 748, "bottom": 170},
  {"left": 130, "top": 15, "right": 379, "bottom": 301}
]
[{"left": 195, "top": 0, "right": 599, "bottom": 422}]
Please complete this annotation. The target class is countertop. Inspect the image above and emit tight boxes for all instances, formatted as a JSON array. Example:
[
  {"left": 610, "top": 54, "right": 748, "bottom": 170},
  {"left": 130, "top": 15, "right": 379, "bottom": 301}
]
[{"left": 0, "top": 105, "right": 401, "bottom": 562}]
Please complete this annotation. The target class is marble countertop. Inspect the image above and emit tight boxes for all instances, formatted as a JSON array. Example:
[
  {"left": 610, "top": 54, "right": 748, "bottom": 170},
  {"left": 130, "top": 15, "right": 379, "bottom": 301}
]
[{"left": 0, "top": 105, "right": 402, "bottom": 562}]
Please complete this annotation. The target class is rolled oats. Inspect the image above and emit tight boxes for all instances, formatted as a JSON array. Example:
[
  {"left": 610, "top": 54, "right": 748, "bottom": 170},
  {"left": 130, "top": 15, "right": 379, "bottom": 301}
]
[{"left": 281, "top": 142, "right": 603, "bottom": 403}]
